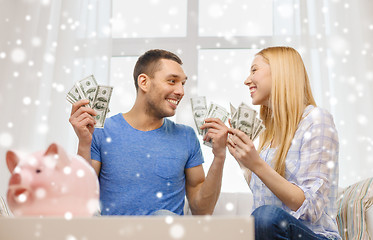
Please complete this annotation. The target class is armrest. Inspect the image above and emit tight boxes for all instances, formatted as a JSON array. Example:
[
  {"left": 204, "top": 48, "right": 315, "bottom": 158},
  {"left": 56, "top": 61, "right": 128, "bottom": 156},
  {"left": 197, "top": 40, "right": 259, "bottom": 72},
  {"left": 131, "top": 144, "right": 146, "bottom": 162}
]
[
  {"left": 366, "top": 205, "right": 373, "bottom": 239},
  {"left": 0, "top": 196, "right": 11, "bottom": 217}
]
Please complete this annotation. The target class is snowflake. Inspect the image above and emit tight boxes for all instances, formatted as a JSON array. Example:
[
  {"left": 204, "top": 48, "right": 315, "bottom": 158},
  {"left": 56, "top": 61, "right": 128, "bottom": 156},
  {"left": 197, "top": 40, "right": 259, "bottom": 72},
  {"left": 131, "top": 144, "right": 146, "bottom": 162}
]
[
  {"left": 303, "top": 131, "right": 311, "bottom": 140},
  {"left": 65, "top": 235, "right": 77, "bottom": 240},
  {"left": 44, "top": 53, "right": 55, "bottom": 64},
  {"left": 17, "top": 193, "right": 28, "bottom": 203},
  {"left": 76, "top": 169, "right": 85, "bottom": 178},
  {"left": 23, "top": 97, "right": 31, "bottom": 105},
  {"left": 169, "top": 224, "right": 185, "bottom": 239},
  {"left": 11, "top": 48, "right": 26, "bottom": 63},
  {"left": 37, "top": 123, "right": 48, "bottom": 134},
  {"left": 327, "top": 161, "right": 335, "bottom": 169},
  {"left": 87, "top": 198, "right": 99, "bottom": 214},
  {"left": 41, "top": 0, "right": 50, "bottom": 5},
  {"left": 329, "top": 97, "right": 338, "bottom": 106},
  {"left": 357, "top": 115, "right": 368, "bottom": 125},
  {"left": 165, "top": 216, "right": 174, "bottom": 224},
  {"left": 225, "top": 202, "right": 234, "bottom": 211},
  {"left": 280, "top": 220, "right": 288, "bottom": 228},
  {"left": 35, "top": 188, "right": 47, "bottom": 199},
  {"left": 63, "top": 166, "right": 72, "bottom": 175}
]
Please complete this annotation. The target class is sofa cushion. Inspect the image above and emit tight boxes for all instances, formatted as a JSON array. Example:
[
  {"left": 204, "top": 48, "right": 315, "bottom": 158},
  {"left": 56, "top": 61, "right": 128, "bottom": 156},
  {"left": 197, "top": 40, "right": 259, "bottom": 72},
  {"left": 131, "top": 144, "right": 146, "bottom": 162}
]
[
  {"left": 184, "top": 191, "right": 253, "bottom": 216},
  {"left": 213, "top": 192, "right": 253, "bottom": 216},
  {"left": 336, "top": 178, "right": 373, "bottom": 239}
]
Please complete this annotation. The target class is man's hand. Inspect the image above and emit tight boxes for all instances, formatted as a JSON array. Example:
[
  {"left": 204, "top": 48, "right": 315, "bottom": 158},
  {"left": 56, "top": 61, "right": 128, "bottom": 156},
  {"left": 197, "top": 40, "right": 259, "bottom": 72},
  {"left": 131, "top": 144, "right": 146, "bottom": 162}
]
[
  {"left": 201, "top": 118, "right": 229, "bottom": 159},
  {"left": 69, "top": 99, "right": 97, "bottom": 146}
]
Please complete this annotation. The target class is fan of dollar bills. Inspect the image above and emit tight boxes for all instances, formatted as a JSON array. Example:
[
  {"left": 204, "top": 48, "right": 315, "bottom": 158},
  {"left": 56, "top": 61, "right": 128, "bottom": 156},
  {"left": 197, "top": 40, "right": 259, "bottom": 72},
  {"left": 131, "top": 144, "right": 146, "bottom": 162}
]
[
  {"left": 190, "top": 96, "right": 265, "bottom": 147},
  {"left": 230, "top": 102, "right": 265, "bottom": 142},
  {"left": 66, "top": 75, "right": 113, "bottom": 128},
  {"left": 190, "top": 96, "right": 229, "bottom": 147}
]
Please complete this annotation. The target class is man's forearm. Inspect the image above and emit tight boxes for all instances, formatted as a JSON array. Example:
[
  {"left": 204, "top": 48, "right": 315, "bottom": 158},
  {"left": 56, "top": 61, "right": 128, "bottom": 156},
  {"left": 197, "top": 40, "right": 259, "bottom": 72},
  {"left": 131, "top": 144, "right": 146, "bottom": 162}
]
[
  {"left": 193, "top": 156, "right": 225, "bottom": 215},
  {"left": 77, "top": 142, "right": 92, "bottom": 165}
]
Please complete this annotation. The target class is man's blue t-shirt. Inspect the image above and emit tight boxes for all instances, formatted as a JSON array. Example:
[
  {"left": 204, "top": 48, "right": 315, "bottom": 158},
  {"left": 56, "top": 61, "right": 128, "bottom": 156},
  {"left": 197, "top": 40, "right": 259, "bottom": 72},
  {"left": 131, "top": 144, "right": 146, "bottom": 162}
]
[{"left": 91, "top": 113, "right": 204, "bottom": 215}]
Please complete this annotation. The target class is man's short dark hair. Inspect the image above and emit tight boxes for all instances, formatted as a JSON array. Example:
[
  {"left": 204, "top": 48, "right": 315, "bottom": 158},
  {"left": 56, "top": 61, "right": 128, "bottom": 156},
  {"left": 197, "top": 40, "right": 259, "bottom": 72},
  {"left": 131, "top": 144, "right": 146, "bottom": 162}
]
[{"left": 133, "top": 49, "right": 183, "bottom": 91}]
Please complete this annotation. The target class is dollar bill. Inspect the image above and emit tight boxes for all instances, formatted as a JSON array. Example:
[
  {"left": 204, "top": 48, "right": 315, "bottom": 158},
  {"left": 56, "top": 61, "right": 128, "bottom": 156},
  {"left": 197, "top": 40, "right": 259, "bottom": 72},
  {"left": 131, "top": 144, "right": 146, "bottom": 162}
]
[
  {"left": 237, "top": 102, "right": 257, "bottom": 138},
  {"left": 66, "top": 75, "right": 113, "bottom": 128},
  {"left": 75, "top": 75, "right": 99, "bottom": 108},
  {"left": 91, "top": 85, "right": 113, "bottom": 128},
  {"left": 252, "top": 122, "right": 266, "bottom": 141},
  {"left": 230, "top": 102, "right": 265, "bottom": 141},
  {"left": 230, "top": 102, "right": 237, "bottom": 128},
  {"left": 230, "top": 103, "right": 237, "bottom": 117},
  {"left": 190, "top": 96, "right": 208, "bottom": 135},
  {"left": 251, "top": 118, "right": 262, "bottom": 139},
  {"left": 203, "top": 103, "right": 229, "bottom": 147},
  {"left": 66, "top": 84, "right": 83, "bottom": 104}
]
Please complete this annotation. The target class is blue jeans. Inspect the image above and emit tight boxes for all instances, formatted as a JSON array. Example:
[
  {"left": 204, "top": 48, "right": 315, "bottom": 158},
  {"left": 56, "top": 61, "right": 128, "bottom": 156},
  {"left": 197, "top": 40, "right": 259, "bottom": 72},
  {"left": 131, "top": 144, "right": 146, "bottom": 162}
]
[{"left": 252, "top": 205, "right": 333, "bottom": 240}]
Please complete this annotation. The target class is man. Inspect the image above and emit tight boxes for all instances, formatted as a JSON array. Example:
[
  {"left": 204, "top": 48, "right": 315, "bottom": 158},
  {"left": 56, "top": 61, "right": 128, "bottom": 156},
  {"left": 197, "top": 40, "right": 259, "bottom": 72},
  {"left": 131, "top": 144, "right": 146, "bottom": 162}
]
[{"left": 69, "top": 49, "right": 228, "bottom": 215}]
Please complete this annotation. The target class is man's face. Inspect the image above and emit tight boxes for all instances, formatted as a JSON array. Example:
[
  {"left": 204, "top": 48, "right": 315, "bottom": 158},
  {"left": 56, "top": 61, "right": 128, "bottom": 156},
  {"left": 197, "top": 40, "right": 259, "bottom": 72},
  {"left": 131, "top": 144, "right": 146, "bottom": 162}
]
[{"left": 145, "top": 59, "right": 187, "bottom": 119}]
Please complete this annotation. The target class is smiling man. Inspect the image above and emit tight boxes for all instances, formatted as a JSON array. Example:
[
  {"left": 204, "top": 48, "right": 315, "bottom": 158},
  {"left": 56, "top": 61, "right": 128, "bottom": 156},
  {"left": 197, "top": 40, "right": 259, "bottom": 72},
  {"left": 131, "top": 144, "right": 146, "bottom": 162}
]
[{"left": 69, "top": 49, "right": 228, "bottom": 216}]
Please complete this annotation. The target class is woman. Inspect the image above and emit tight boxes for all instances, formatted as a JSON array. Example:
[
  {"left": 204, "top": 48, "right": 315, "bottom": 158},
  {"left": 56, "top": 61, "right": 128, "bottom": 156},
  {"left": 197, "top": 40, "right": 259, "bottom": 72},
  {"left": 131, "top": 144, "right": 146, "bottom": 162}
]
[{"left": 227, "top": 46, "right": 341, "bottom": 239}]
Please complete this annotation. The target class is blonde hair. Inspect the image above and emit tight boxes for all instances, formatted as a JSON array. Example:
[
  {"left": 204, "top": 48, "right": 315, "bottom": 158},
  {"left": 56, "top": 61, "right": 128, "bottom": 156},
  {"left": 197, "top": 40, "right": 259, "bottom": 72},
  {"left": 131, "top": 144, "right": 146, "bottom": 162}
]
[{"left": 257, "top": 46, "right": 316, "bottom": 177}]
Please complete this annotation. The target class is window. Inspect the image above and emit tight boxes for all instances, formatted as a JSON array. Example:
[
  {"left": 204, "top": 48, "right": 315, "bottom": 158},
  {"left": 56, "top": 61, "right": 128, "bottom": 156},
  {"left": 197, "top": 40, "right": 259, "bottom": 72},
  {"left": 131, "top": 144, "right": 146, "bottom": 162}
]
[{"left": 112, "top": 0, "right": 187, "bottom": 38}]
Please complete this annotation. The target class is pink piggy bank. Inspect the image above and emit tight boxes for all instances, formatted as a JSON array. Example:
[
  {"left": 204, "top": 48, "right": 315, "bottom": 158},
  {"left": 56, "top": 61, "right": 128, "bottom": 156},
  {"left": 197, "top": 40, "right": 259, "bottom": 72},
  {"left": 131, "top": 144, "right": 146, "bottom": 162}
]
[{"left": 6, "top": 143, "right": 99, "bottom": 217}]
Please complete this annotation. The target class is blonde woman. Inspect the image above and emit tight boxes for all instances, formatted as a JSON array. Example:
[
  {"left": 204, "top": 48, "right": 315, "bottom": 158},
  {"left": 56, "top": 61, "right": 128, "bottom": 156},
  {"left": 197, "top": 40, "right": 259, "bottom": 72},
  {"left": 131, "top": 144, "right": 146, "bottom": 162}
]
[{"left": 228, "top": 47, "right": 341, "bottom": 240}]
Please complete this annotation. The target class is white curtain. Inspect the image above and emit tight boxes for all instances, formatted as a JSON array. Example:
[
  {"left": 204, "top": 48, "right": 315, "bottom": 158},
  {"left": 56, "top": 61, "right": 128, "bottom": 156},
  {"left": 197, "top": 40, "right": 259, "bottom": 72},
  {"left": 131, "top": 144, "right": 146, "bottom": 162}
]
[
  {"left": 0, "top": 0, "right": 112, "bottom": 197},
  {"left": 273, "top": 0, "right": 373, "bottom": 187}
]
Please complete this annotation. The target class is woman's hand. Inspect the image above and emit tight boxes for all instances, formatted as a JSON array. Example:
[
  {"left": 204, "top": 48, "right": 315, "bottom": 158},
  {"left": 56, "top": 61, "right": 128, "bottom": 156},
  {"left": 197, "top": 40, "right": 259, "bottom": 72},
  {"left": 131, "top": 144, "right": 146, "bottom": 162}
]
[{"left": 227, "top": 128, "right": 262, "bottom": 172}]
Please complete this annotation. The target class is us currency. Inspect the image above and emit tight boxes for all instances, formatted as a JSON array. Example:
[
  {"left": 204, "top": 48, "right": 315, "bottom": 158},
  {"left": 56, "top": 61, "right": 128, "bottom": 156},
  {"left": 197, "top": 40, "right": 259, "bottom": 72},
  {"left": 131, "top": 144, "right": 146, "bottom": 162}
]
[
  {"left": 229, "top": 103, "right": 237, "bottom": 116},
  {"left": 203, "top": 103, "right": 229, "bottom": 134},
  {"left": 237, "top": 102, "right": 257, "bottom": 138},
  {"left": 66, "top": 75, "right": 113, "bottom": 128},
  {"left": 230, "top": 102, "right": 266, "bottom": 141},
  {"left": 203, "top": 103, "right": 229, "bottom": 147},
  {"left": 230, "top": 102, "right": 237, "bottom": 128},
  {"left": 66, "top": 84, "right": 82, "bottom": 104},
  {"left": 75, "top": 75, "right": 99, "bottom": 108},
  {"left": 251, "top": 118, "right": 262, "bottom": 139},
  {"left": 91, "top": 85, "right": 113, "bottom": 128},
  {"left": 252, "top": 121, "right": 265, "bottom": 141},
  {"left": 190, "top": 96, "right": 208, "bottom": 135}
]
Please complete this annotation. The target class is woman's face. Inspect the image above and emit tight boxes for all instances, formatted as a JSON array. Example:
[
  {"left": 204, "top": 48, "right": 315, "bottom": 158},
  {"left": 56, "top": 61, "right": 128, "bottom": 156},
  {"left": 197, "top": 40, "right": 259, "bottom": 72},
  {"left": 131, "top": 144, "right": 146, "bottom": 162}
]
[{"left": 244, "top": 55, "right": 272, "bottom": 106}]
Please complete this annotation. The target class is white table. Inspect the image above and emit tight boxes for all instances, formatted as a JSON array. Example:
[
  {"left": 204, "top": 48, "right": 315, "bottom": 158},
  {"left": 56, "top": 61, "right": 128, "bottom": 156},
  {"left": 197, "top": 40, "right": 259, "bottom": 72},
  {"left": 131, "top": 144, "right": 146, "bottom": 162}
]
[{"left": 0, "top": 215, "right": 254, "bottom": 240}]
